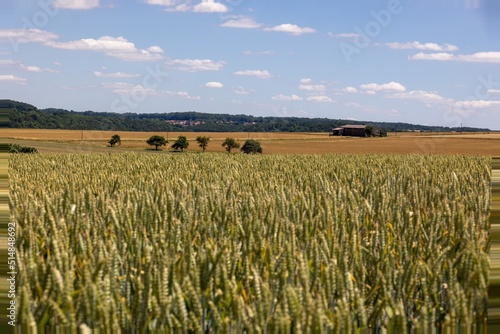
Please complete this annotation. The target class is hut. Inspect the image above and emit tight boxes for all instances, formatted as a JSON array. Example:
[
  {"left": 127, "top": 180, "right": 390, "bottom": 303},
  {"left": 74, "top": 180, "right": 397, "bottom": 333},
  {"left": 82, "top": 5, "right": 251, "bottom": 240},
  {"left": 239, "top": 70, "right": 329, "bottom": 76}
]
[{"left": 331, "top": 124, "right": 367, "bottom": 137}]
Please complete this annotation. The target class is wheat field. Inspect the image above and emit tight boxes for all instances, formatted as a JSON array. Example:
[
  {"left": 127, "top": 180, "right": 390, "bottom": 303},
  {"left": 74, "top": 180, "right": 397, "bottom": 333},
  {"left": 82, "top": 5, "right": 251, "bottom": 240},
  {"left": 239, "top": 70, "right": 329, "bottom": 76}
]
[{"left": 11, "top": 153, "right": 491, "bottom": 332}]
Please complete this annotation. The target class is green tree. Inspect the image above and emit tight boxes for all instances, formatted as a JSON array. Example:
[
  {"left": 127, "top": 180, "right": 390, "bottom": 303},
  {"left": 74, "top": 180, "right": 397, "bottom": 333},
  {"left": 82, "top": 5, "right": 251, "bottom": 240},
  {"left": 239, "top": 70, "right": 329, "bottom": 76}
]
[
  {"left": 108, "top": 134, "right": 121, "bottom": 147},
  {"left": 171, "top": 136, "right": 189, "bottom": 152},
  {"left": 365, "top": 125, "right": 374, "bottom": 137},
  {"left": 240, "top": 139, "right": 263, "bottom": 154},
  {"left": 195, "top": 136, "right": 210, "bottom": 152},
  {"left": 222, "top": 137, "right": 240, "bottom": 153},
  {"left": 146, "top": 135, "right": 167, "bottom": 151}
]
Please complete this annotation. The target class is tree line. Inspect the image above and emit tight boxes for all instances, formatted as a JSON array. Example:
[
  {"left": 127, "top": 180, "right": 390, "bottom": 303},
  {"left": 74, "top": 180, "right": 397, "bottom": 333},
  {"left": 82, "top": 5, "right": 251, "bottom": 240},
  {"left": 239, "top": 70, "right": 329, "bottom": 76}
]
[
  {"left": 6, "top": 100, "right": 489, "bottom": 133},
  {"left": 111, "top": 134, "right": 263, "bottom": 154}
]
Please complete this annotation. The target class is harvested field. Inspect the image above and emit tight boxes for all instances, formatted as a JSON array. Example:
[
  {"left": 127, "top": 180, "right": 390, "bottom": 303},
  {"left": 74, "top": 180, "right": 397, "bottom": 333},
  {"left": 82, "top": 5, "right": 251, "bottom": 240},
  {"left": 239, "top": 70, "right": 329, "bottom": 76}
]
[{"left": 3, "top": 129, "right": 500, "bottom": 155}]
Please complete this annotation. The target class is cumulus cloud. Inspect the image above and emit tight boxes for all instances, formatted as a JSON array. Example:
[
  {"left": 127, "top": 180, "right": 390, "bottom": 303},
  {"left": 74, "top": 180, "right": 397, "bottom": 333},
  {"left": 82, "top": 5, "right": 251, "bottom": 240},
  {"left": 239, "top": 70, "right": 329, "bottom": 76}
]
[
  {"left": 221, "top": 16, "right": 262, "bottom": 29},
  {"left": 113, "top": 84, "right": 158, "bottom": 96},
  {"left": 388, "top": 90, "right": 448, "bottom": 103},
  {"left": 360, "top": 81, "right": 406, "bottom": 93},
  {"left": 454, "top": 100, "right": 500, "bottom": 108},
  {"left": 242, "top": 50, "right": 274, "bottom": 55},
  {"left": 47, "top": 36, "right": 164, "bottom": 61},
  {"left": 265, "top": 24, "right": 316, "bottom": 35},
  {"left": 94, "top": 71, "right": 140, "bottom": 78},
  {"left": 410, "top": 51, "right": 500, "bottom": 63},
  {"left": 299, "top": 84, "right": 326, "bottom": 92},
  {"left": 233, "top": 86, "right": 255, "bottom": 95},
  {"left": 0, "top": 59, "right": 57, "bottom": 73},
  {"left": 234, "top": 70, "right": 273, "bottom": 79},
  {"left": 386, "top": 41, "right": 458, "bottom": 52},
  {"left": 272, "top": 94, "right": 303, "bottom": 101},
  {"left": 165, "top": 91, "right": 201, "bottom": 100},
  {"left": 144, "top": 0, "right": 177, "bottom": 5},
  {"left": 328, "top": 32, "right": 361, "bottom": 38},
  {"left": 166, "top": 58, "right": 225, "bottom": 72},
  {"left": 307, "top": 95, "right": 334, "bottom": 103},
  {"left": 205, "top": 81, "right": 223, "bottom": 88},
  {"left": 0, "top": 29, "right": 58, "bottom": 44},
  {"left": 24, "top": 65, "right": 57, "bottom": 73},
  {"left": 54, "top": 0, "right": 100, "bottom": 10},
  {"left": 146, "top": 0, "right": 228, "bottom": 13},
  {"left": 193, "top": 0, "right": 228, "bottom": 12},
  {"left": 0, "top": 75, "right": 27, "bottom": 84},
  {"left": 343, "top": 86, "right": 358, "bottom": 94}
]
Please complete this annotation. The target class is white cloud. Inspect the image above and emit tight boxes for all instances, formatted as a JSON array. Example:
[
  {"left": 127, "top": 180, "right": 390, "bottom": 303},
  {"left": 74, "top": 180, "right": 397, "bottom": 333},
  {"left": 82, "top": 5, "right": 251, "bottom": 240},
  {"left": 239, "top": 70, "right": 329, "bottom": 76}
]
[
  {"left": 364, "top": 90, "right": 376, "bottom": 95},
  {"left": 166, "top": 58, "right": 225, "bottom": 72},
  {"left": 54, "top": 0, "right": 100, "bottom": 9},
  {"left": 488, "top": 89, "right": 500, "bottom": 94},
  {"left": 300, "top": 78, "right": 312, "bottom": 84},
  {"left": 307, "top": 95, "right": 334, "bottom": 103},
  {"left": 343, "top": 86, "right": 358, "bottom": 94},
  {"left": 94, "top": 71, "right": 140, "bottom": 78},
  {"left": 0, "top": 75, "right": 27, "bottom": 84},
  {"left": 25, "top": 66, "right": 43, "bottom": 72},
  {"left": 144, "top": 0, "right": 190, "bottom": 12},
  {"left": 221, "top": 16, "right": 261, "bottom": 29},
  {"left": 205, "top": 81, "right": 223, "bottom": 88},
  {"left": 0, "top": 59, "right": 56, "bottom": 73},
  {"left": 272, "top": 94, "right": 303, "bottom": 101},
  {"left": 165, "top": 91, "right": 201, "bottom": 100},
  {"left": 0, "top": 60, "right": 17, "bottom": 66},
  {"left": 388, "top": 90, "right": 448, "bottom": 103},
  {"left": 193, "top": 0, "right": 228, "bottom": 12},
  {"left": 164, "top": 4, "right": 191, "bottom": 12},
  {"left": 47, "top": 36, "right": 164, "bottom": 61},
  {"left": 409, "top": 52, "right": 455, "bottom": 61},
  {"left": 360, "top": 81, "right": 406, "bottom": 93},
  {"left": 386, "top": 41, "right": 458, "bottom": 52},
  {"left": 113, "top": 84, "right": 157, "bottom": 96},
  {"left": 147, "top": 46, "right": 164, "bottom": 53},
  {"left": 328, "top": 32, "right": 360, "bottom": 38},
  {"left": 233, "top": 86, "right": 255, "bottom": 95},
  {"left": 145, "top": 0, "right": 178, "bottom": 5},
  {"left": 101, "top": 82, "right": 134, "bottom": 89},
  {"left": 148, "top": 0, "right": 228, "bottom": 12},
  {"left": 454, "top": 100, "right": 500, "bottom": 108},
  {"left": 299, "top": 84, "right": 326, "bottom": 92},
  {"left": 234, "top": 70, "right": 272, "bottom": 79},
  {"left": 0, "top": 29, "right": 58, "bottom": 44},
  {"left": 242, "top": 50, "right": 274, "bottom": 55},
  {"left": 410, "top": 52, "right": 500, "bottom": 63},
  {"left": 265, "top": 24, "right": 316, "bottom": 35}
]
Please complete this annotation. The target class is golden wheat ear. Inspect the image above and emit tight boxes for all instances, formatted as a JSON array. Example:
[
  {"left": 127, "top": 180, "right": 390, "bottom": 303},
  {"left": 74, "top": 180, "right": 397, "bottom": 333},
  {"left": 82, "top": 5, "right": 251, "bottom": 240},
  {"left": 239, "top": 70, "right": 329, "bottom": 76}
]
[{"left": 489, "top": 157, "right": 500, "bottom": 329}]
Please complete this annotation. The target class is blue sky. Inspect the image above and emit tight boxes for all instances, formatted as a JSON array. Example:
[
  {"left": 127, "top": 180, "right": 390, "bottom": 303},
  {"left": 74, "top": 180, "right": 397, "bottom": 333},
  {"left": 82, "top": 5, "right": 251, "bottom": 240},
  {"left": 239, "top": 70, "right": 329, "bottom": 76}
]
[{"left": 1, "top": 0, "right": 499, "bottom": 129}]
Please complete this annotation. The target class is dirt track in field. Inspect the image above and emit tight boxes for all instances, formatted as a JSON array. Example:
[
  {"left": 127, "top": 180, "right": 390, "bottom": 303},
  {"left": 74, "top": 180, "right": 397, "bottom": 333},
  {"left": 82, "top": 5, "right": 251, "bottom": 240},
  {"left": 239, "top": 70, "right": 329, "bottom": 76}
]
[{"left": 3, "top": 129, "right": 500, "bottom": 155}]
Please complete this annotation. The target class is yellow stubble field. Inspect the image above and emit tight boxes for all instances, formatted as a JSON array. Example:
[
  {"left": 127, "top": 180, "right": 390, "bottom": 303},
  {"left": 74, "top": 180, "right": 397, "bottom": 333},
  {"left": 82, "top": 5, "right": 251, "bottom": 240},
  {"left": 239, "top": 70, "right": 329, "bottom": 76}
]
[{"left": 3, "top": 129, "right": 500, "bottom": 155}]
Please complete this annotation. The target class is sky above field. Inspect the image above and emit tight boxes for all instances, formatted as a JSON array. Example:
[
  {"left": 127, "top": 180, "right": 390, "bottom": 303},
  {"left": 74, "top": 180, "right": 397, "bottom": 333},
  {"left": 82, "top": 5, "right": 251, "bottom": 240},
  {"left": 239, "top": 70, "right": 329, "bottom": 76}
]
[{"left": 1, "top": 0, "right": 500, "bottom": 129}]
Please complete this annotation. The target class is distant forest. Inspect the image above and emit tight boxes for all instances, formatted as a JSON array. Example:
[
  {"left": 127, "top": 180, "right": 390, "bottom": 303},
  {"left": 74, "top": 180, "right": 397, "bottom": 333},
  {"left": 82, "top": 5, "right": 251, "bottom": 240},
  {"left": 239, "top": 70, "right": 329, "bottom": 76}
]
[{"left": 3, "top": 100, "right": 490, "bottom": 133}]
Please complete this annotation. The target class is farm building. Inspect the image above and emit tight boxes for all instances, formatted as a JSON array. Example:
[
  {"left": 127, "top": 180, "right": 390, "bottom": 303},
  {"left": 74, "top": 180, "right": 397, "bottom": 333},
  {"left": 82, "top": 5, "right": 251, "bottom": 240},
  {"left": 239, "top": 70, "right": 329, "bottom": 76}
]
[{"left": 331, "top": 124, "right": 368, "bottom": 137}]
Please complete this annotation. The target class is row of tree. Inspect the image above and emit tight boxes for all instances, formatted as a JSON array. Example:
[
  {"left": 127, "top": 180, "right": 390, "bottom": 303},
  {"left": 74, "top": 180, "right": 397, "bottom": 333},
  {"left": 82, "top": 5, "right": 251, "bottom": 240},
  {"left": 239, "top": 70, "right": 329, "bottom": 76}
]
[
  {"left": 109, "top": 134, "right": 263, "bottom": 154},
  {"left": 8, "top": 100, "right": 489, "bottom": 133}
]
